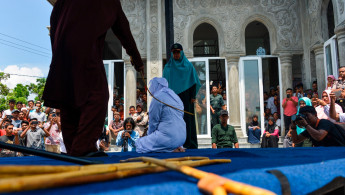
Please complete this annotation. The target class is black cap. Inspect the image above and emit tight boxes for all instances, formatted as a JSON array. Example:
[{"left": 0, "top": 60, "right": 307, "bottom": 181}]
[
  {"left": 220, "top": 110, "right": 228, "bottom": 116},
  {"left": 11, "top": 109, "right": 19, "bottom": 113},
  {"left": 171, "top": 43, "right": 183, "bottom": 51}
]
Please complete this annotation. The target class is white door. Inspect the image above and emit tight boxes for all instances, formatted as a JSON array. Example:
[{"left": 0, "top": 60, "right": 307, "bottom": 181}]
[
  {"left": 239, "top": 56, "right": 283, "bottom": 136},
  {"left": 103, "top": 60, "right": 125, "bottom": 127},
  {"left": 189, "top": 58, "right": 211, "bottom": 138},
  {"left": 239, "top": 57, "right": 265, "bottom": 136},
  {"left": 189, "top": 57, "right": 229, "bottom": 138},
  {"left": 324, "top": 35, "right": 339, "bottom": 82}
]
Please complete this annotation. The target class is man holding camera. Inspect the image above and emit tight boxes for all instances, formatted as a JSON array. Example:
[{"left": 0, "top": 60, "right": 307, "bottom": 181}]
[
  {"left": 291, "top": 106, "right": 345, "bottom": 146},
  {"left": 43, "top": 113, "right": 61, "bottom": 153},
  {"left": 282, "top": 88, "right": 298, "bottom": 133},
  {"left": 19, "top": 119, "right": 50, "bottom": 150}
]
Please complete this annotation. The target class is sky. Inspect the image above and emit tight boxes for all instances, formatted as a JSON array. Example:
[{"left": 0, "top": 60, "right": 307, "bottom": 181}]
[{"left": 0, "top": 0, "right": 53, "bottom": 89}]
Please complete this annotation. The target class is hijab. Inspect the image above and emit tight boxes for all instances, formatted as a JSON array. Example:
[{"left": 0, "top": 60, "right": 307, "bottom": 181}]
[
  {"left": 250, "top": 115, "right": 259, "bottom": 126},
  {"left": 163, "top": 50, "right": 201, "bottom": 95},
  {"left": 296, "top": 97, "right": 312, "bottom": 134},
  {"left": 266, "top": 117, "right": 276, "bottom": 133},
  {"left": 327, "top": 75, "right": 336, "bottom": 87},
  {"left": 148, "top": 77, "right": 182, "bottom": 104}
]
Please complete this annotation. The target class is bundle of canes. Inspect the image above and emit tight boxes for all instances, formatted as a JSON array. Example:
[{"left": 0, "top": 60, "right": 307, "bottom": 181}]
[
  {"left": 122, "top": 157, "right": 276, "bottom": 195},
  {"left": 0, "top": 157, "right": 230, "bottom": 193}
]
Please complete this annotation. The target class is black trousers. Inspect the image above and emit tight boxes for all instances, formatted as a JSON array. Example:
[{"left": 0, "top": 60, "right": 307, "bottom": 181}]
[
  {"left": 284, "top": 115, "right": 292, "bottom": 133},
  {"left": 261, "top": 134, "right": 278, "bottom": 148},
  {"left": 60, "top": 89, "right": 108, "bottom": 156}
]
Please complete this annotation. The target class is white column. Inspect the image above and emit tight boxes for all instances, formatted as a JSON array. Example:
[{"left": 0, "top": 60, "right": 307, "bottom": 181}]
[
  {"left": 125, "top": 62, "right": 137, "bottom": 118},
  {"left": 226, "top": 55, "right": 241, "bottom": 127},
  {"left": 279, "top": 54, "right": 292, "bottom": 136},
  {"left": 312, "top": 44, "right": 325, "bottom": 96},
  {"left": 146, "top": 0, "right": 163, "bottom": 110},
  {"left": 280, "top": 54, "right": 293, "bottom": 99},
  {"left": 335, "top": 21, "right": 345, "bottom": 67}
]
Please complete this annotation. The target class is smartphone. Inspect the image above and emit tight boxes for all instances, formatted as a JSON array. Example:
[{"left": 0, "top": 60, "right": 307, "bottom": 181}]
[
  {"left": 219, "top": 81, "right": 222, "bottom": 87},
  {"left": 31, "top": 121, "right": 38, "bottom": 125},
  {"left": 335, "top": 90, "right": 342, "bottom": 99},
  {"left": 287, "top": 94, "right": 291, "bottom": 98},
  {"left": 52, "top": 113, "right": 57, "bottom": 117},
  {"left": 6, "top": 115, "right": 13, "bottom": 119}
]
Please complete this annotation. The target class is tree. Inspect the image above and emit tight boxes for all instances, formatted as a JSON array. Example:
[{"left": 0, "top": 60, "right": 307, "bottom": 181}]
[
  {"left": 27, "top": 78, "right": 46, "bottom": 102},
  {"left": 13, "top": 84, "right": 30, "bottom": 99},
  {"left": 0, "top": 72, "right": 10, "bottom": 96}
]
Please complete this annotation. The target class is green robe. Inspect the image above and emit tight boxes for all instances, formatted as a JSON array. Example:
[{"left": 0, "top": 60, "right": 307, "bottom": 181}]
[{"left": 210, "top": 94, "right": 224, "bottom": 129}]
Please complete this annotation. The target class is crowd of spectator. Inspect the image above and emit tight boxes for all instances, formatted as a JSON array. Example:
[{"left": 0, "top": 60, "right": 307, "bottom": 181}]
[
  {"left": 0, "top": 100, "right": 64, "bottom": 157},
  {"left": 2, "top": 69, "right": 345, "bottom": 155},
  {"left": 249, "top": 67, "right": 345, "bottom": 148}
]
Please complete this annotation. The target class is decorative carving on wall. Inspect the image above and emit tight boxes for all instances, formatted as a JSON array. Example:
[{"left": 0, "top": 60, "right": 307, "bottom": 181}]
[
  {"left": 307, "top": 0, "right": 323, "bottom": 46},
  {"left": 173, "top": 0, "right": 302, "bottom": 53},
  {"left": 339, "top": 0, "right": 344, "bottom": 14},
  {"left": 120, "top": 0, "right": 146, "bottom": 55},
  {"left": 308, "top": 0, "right": 320, "bottom": 14},
  {"left": 148, "top": 0, "right": 162, "bottom": 77}
]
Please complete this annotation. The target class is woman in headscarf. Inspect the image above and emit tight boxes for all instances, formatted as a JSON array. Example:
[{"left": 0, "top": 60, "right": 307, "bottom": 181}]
[
  {"left": 247, "top": 115, "right": 261, "bottom": 144},
  {"left": 135, "top": 77, "right": 186, "bottom": 153},
  {"left": 326, "top": 75, "right": 336, "bottom": 90},
  {"left": 163, "top": 43, "right": 201, "bottom": 149},
  {"left": 316, "top": 90, "right": 343, "bottom": 121},
  {"left": 289, "top": 97, "right": 312, "bottom": 147},
  {"left": 261, "top": 117, "right": 279, "bottom": 148}
]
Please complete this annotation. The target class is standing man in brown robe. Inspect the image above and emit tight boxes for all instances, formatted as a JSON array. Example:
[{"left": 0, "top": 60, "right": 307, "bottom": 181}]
[{"left": 43, "top": 0, "right": 144, "bottom": 156}]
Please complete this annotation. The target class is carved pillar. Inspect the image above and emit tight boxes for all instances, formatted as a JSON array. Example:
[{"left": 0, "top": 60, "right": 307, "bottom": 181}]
[
  {"left": 279, "top": 54, "right": 292, "bottom": 136},
  {"left": 226, "top": 55, "right": 241, "bottom": 127},
  {"left": 125, "top": 62, "right": 137, "bottom": 117},
  {"left": 279, "top": 54, "right": 293, "bottom": 100},
  {"left": 312, "top": 44, "right": 325, "bottom": 96},
  {"left": 146, "top": 0, "right": 163, "bottom": 109},
  {"left": 335, "top": 21, "right": 345, "bottom": 67}
]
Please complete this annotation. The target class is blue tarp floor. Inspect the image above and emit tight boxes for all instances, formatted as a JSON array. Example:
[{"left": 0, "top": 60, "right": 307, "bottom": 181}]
[{"left": 1, "top": 147, "right": 345, "bottom": 195}]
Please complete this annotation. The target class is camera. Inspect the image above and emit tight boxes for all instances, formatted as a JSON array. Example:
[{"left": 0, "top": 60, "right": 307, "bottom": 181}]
[
  {"left": 287, "top": 94, "right": 291, "bottom": 98},
  {"left": 31, "top": 121, "right": 39, "bottom": 125},
  {"left": 291, "top": 114, "right": 306, "bottom": 122},
  {"left": 52, "top": 113, "right": 57, "bottom": 117}
]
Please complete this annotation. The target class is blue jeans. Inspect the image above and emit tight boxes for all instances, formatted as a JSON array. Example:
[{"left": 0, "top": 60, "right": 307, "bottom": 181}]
[{"left": 248, "top": 127, "right": 261, "bottom": 144}]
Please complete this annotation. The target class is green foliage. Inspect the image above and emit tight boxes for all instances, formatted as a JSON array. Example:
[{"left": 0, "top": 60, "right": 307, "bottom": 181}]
[
  {"left": 0, "top": 72, "right": 10, "bottom": 81},
  {"left": 0, "top": 74, "right": 44, "bottom": 110},
  {"left": 27, "top": 78, "right": 46, "bottom": 102},
  {"left": 0, "top": 72, "right": 10, "bottom": 96},
  {"left": 13, "top": 84, "right": 30, "bottom": 99},
  {"left": 0, "top": 97, "right": 6, "bottom": 111}
]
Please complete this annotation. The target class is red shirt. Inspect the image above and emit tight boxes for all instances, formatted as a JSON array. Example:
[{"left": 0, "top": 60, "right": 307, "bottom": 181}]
[
  {"left": 282, "top": 97, "right": 298, "bottom": 116},
  {"left": 0, "top": 129, "right": 6, "bottom": 136}
]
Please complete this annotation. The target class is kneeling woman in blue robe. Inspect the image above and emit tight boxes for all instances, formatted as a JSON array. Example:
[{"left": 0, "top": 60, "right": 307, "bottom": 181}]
[{"left": 135, "top": 77, "right": 186, "bottom": 153}]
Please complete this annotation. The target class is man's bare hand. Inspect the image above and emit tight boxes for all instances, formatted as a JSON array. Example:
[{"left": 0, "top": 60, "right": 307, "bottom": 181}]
[
  {"left": 330, "top": 92, "right": 336, "bottom": 104},
  {"left": 295, "top": 118, "right": 308, "bottom": 128}
]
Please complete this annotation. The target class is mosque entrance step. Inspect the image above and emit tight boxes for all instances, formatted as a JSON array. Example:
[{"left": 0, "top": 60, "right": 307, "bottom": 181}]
[{"left": 197, "top": 137, "right": 284, "bottom": 149}]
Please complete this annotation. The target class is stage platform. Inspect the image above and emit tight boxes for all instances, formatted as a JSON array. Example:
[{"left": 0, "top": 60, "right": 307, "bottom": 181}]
[{"left": 1, "top": 147, "right": 345, "bottom": 195}]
